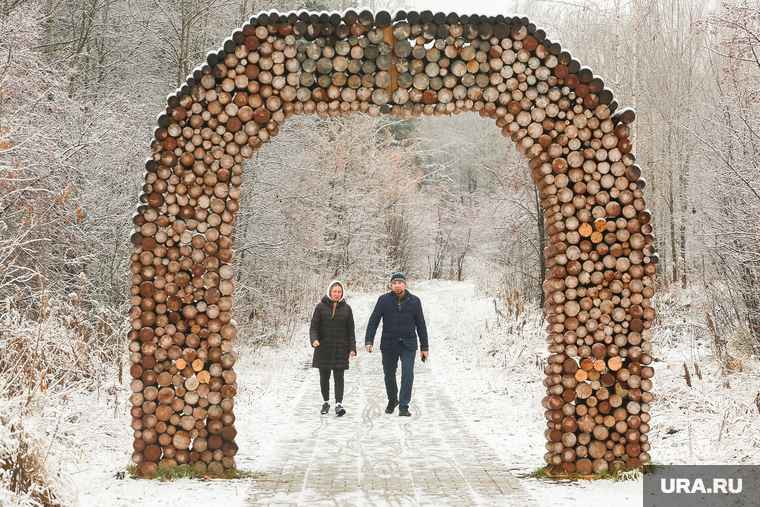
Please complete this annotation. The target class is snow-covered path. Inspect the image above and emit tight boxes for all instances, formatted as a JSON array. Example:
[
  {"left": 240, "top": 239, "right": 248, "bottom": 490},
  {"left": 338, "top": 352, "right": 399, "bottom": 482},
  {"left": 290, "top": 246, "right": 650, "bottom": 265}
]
[{"left": 245, "top": 340, "right": 537, "bottom": 506}]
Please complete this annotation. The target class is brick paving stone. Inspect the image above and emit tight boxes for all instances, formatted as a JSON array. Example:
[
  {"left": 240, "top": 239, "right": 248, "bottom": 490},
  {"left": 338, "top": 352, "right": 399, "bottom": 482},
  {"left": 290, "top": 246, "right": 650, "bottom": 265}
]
[{"left": 246, "top": 351, "right": 538, "bottom": 507}]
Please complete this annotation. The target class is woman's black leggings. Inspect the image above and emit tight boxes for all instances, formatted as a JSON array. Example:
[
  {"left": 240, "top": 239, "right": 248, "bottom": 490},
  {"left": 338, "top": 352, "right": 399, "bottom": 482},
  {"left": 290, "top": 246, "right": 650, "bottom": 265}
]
[{"left": 319, "top": 369, "right": 344, "bottom": 402}]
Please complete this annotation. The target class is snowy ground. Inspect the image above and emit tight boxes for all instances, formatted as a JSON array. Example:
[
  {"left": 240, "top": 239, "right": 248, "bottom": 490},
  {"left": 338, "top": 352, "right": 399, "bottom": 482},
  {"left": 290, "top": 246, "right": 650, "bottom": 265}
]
[{"left": 42, "top": 280, "right": 760, "bottom": 506}]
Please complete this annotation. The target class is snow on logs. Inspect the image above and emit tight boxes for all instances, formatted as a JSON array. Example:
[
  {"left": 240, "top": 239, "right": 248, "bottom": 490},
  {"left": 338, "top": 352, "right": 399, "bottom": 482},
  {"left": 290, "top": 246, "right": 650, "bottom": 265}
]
[{"left": 130, "top": 8, "right": 656, "bottom": 476}]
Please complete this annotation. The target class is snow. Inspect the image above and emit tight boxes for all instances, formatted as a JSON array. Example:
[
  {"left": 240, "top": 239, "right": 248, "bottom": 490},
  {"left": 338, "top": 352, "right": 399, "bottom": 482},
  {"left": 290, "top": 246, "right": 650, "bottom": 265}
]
[{"left": 18, "top": 280, "right": 760, "bottom": 506}]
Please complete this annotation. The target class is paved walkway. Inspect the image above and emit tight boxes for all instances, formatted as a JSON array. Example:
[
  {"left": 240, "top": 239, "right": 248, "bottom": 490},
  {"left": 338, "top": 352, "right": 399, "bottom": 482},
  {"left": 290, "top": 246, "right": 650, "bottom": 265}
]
[{"left": 245, "top": 349, "right": 538, "bottom": 507}]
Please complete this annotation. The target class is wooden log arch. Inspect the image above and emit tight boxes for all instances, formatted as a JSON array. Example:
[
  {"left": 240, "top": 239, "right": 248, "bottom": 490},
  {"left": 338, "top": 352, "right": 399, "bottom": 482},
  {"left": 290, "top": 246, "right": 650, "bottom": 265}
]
[{"left": 129, "top": 8, "right": 658, "bottom": 477}]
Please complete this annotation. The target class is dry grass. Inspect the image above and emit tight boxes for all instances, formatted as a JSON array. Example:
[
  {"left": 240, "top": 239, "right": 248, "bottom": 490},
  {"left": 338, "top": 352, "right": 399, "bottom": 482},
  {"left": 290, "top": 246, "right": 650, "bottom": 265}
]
[{"left": 0, "top": 296, "right": 126, "bottom": 506}]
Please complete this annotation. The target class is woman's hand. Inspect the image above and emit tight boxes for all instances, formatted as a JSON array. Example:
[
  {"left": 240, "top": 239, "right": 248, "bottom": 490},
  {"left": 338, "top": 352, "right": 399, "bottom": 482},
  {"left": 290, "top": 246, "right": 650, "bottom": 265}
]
[
  {"left": 349, "top": 351, "right": 356, "bottom": 357},
  {"left": 312, "top": 340, "right": 319, "bottom": 347}
]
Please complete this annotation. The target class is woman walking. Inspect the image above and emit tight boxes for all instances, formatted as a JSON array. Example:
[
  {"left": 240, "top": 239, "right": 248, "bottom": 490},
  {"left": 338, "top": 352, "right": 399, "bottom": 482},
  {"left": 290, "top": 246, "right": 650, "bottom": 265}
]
[{"left": 310, "top": 280, "right": 356, "bottom": 416}]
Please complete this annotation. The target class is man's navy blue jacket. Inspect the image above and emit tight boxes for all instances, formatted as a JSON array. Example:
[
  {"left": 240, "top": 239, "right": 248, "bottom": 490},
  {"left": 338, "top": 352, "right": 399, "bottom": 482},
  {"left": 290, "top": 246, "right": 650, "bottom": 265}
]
[{"left": 365, "top": 290, "right": 428, "bottom": 351}]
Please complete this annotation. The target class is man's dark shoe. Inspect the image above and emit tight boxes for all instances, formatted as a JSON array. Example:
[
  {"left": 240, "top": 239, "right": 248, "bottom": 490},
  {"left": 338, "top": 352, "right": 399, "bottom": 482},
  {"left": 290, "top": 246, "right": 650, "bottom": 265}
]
[
  {"left": 320, "top": 402, "right": 330, "bottom": 415},
  {"left": 399, "top": 406, "right": 411, "bottom": 417},
  {"left": 385, "top": 400, "right": 398, "bottom": 414}
]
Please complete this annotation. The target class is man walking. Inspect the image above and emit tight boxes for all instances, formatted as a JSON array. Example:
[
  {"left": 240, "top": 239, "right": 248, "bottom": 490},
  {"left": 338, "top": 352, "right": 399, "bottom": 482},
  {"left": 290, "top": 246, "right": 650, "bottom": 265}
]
[{"left": 365, "top": 273, "right": 429, "bottom": 417}]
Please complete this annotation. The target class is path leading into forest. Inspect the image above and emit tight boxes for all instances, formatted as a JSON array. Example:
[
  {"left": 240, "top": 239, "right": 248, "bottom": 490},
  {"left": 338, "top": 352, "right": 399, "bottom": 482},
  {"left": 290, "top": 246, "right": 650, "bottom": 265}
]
[{"left": 244, "top": 286, "right": 539, "bottom": 507}]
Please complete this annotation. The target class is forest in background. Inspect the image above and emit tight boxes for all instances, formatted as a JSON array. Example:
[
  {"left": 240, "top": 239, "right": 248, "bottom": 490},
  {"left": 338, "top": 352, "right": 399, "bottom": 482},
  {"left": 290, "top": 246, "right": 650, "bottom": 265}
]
[{"left": 3, "top": 0, "right": 760, "bottom": 504}]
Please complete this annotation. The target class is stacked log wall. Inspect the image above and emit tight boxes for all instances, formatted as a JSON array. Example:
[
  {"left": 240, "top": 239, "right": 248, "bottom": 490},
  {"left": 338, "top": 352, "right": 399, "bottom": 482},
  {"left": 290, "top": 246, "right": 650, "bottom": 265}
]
[{"left": 130, "top": 8, "right": 657, "bottom": 476}]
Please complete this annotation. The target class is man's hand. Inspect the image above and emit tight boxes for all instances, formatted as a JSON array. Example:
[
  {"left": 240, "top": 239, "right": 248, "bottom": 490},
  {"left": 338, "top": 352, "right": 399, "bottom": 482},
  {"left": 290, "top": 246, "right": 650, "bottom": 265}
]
[
  {"left": 312, "top": 340, "right": 319, "bottom": 347},
  {"left": 350, "top": 351, "right": 356, "bottom": 357},
  {"left": 365, "top": 344, "right": 373, "bottom": 353},
  {"left": 421, "top": 351, "right": 429, "bottom": 362}
]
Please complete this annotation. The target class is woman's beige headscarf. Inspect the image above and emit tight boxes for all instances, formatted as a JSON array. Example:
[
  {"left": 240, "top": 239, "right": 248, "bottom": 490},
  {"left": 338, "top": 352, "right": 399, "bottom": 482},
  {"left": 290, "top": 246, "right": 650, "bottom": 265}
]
[{"left": 326, "top": 280, "right": 345, "bottom": 318}]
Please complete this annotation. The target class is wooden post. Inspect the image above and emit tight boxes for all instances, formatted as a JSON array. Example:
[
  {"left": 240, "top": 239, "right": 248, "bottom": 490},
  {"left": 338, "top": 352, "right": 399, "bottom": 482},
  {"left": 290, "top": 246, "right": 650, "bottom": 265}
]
[{"left": 381, "top": 24, "right": 398, "bottom": 97}]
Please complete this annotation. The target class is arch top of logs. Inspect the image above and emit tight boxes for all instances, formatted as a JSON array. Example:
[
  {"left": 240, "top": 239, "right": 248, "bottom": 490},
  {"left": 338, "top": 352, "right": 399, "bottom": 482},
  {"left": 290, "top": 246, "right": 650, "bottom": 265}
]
[{"left": 132, "top": 7, "right": 657, "bottom": 478}]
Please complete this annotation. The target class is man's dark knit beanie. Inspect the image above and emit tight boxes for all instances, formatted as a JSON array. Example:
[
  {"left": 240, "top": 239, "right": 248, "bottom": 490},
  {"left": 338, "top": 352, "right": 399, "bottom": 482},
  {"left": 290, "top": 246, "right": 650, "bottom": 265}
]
[{"left": 390, "top": 273, "right": 406, "bottom": 285}]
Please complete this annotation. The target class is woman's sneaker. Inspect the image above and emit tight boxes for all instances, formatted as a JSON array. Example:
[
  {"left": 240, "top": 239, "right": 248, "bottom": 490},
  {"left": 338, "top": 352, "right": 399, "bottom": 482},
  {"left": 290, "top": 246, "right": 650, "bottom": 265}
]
[
  {"left": 336, "top": 403, "right": 346, "bottom": 417},
  {"left": 320, "top": 402, "right": 330, "bottom": 415}
]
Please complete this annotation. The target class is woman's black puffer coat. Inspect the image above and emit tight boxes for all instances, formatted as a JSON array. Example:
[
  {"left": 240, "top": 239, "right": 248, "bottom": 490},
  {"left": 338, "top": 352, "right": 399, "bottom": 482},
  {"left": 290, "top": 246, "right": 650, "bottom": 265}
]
[{"left": 309, "top": 292, "right": 356, "bottom": 370}]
